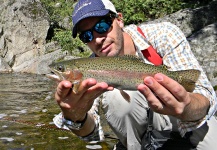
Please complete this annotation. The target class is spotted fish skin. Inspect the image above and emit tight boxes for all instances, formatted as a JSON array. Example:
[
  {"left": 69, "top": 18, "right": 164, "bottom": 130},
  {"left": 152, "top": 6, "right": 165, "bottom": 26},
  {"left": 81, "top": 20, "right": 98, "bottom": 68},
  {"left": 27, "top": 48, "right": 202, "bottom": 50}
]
[{"left": 48, "top": 55, "right": 200, "bottom": 92}]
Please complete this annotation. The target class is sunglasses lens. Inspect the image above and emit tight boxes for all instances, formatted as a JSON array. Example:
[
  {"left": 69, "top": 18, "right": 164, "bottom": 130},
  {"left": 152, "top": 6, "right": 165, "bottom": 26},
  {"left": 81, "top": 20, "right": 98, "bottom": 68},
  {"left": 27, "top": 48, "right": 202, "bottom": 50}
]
[
  {"left": 79, "top": 30, "right": 93, "bottom": 43},
  {"left": 79, "top": 18, "right": 112, "bottom": 43},
  {"left": 94, "top": 19, "right": 112, "bottom": 33}
]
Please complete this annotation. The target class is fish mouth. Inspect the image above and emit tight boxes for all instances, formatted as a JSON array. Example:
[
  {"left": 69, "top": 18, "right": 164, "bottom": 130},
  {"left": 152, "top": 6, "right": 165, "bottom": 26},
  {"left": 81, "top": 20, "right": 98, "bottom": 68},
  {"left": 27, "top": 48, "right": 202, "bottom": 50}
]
[{"left": 46, "top": 68, "right": 63, "bottom": 82}]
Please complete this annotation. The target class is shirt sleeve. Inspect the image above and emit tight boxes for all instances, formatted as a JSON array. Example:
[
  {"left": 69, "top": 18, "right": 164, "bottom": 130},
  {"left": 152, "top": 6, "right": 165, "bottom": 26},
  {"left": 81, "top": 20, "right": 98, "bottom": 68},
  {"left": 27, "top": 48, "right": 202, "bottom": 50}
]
[
  {"left": 140, "top": 22, "right": 217, "bottom": 136},
  {"left": 53, "top": 97, "right": 105, "bottom": 141}
]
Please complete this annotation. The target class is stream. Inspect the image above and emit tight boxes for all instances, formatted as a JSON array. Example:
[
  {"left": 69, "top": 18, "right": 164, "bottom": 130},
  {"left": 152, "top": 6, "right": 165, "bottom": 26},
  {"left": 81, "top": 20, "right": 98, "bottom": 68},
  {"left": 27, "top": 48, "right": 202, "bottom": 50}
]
[{"left": 0, "top": 73, "right": 117, "bottom": 150}]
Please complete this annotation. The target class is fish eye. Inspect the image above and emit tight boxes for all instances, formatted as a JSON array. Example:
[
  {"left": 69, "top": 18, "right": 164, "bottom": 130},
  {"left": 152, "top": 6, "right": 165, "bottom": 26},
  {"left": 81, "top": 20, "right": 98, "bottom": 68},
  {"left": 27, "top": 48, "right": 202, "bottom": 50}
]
[{"left": 56, "top": 64, "right": 65, "bottom": 72}]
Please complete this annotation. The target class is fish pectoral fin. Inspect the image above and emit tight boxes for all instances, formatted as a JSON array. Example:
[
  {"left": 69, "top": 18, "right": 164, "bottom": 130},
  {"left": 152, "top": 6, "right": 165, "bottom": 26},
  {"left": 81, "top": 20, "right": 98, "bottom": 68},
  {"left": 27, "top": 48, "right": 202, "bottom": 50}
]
[
  {"left": 177, "top": 69, "right": 200, "bottom": 92},
  {"left": 182, "top": 79, "right": 196, "bottom": 92},
  {"left": 119, "top": 90, "right": 131, "bottom": 102},
  {"left": 72, "top": 80, "right": 81, "bottom": 94}
]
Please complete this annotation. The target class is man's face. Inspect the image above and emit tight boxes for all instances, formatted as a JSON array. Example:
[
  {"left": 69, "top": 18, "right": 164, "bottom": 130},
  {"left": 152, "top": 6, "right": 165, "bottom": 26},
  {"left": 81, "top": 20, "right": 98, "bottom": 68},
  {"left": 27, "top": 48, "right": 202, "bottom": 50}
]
[{"left": 77, "top": 15, "right": 124, "bottom": 57}]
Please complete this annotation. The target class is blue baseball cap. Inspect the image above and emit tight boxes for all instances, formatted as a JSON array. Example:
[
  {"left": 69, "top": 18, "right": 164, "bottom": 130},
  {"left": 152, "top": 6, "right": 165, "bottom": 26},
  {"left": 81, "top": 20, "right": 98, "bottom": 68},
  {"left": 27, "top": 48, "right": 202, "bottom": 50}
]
[{"left": 72, "top": 0, "right": 117, "bottom": 38}]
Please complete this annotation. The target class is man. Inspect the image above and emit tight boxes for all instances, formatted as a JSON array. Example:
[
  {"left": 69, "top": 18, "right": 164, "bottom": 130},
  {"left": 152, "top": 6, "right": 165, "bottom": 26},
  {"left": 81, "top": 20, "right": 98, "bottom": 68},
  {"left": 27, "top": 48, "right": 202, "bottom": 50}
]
[{"left": 53, "top": 0, "right": 217, "bottom": 149}]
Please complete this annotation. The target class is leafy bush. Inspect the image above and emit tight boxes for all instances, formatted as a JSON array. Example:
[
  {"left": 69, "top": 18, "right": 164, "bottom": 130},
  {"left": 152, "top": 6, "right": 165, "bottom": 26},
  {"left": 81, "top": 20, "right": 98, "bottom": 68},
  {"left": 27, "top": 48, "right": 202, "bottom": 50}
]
[
  {"left": 40, "top": 0, "right": 74, "bottom": 24},
  {"left": 53, "top": 29, "right": 91, "bottom": 57},
  {"left": 40, "top": 0, "right": 91, "bottom": 57},
  {"left": 112, "top": 0, "right": 212, "bottom": 24}
]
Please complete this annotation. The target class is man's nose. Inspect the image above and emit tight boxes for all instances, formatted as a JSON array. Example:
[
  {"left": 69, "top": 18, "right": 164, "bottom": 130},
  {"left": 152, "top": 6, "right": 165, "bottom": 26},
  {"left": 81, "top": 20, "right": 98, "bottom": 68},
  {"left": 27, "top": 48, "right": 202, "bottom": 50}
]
[{"left": 94, "top": 32, "right": 106, "bottom": 44}]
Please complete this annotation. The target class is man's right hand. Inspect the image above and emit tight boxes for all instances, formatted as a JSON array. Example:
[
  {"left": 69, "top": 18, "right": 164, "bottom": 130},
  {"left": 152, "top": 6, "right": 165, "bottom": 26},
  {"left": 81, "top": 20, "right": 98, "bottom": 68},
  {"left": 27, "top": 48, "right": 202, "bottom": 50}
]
[{"left": 55, "top": 78, "right": 113, "bottom": 122}]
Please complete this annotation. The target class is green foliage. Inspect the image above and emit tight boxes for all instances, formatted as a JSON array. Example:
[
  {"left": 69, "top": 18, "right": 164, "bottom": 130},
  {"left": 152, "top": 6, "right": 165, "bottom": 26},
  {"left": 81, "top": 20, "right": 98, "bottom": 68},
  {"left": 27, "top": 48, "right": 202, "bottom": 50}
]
[
  {"left": 53, "top": 29, "right": 91, "bottom": 57},
  {"left": 111, "top": 0, "right": 183, "bottom": 24},
  {"left": 111, "top": 0, "right": 212, "bottom": 24},
  {"left": 40, "top": 0, "right": 91, "bottom": 57},
  {"left": 40, "top": 0, "right": 74, "bottom": 23}
]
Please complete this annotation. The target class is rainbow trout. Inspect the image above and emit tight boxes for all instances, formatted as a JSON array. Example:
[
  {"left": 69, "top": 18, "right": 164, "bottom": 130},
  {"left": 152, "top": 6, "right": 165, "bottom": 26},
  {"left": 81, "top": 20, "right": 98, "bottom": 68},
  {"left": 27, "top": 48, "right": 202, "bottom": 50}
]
[{"left": 47, "top": 55, "right": 200, "bottom": 94}]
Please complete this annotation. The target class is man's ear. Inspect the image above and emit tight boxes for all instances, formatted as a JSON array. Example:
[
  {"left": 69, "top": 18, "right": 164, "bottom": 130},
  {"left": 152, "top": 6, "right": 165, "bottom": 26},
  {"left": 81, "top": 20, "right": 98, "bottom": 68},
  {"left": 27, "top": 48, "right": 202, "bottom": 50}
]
[{"left": 116, "top": 13, "right": 124, "bottom": 28}]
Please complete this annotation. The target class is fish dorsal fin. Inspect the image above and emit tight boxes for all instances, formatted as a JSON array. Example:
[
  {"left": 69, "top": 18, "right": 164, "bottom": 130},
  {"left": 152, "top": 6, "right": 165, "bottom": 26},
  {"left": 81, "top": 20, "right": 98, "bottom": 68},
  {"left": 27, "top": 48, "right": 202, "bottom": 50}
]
[
  {"left": 162, "top": 65, "right": 169, "bottom": 69},
  {"left": 119, "top": 55, "right": 144, "bottom": 62},
  {"left": 121, "top": 54, "right": 140, "bottom": 59}
]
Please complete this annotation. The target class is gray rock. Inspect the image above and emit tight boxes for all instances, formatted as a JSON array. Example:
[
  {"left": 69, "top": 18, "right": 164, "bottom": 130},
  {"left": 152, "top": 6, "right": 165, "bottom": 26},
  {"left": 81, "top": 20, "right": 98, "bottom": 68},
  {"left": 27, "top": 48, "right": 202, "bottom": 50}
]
[
  {"left": 188, "top": 23, "right": 217, "bottom": 86},
  {"left": 146, "top": 1, "right": 217, "bottom": 37},
  {"left": 0, "top": 56, "right": 12, "bottom": 72},
  {"left": 12, "top": 49, "right": 65, "bottom": 74},
  {"left": 0, "top": 0, "right": 52, "bottom": 73}
]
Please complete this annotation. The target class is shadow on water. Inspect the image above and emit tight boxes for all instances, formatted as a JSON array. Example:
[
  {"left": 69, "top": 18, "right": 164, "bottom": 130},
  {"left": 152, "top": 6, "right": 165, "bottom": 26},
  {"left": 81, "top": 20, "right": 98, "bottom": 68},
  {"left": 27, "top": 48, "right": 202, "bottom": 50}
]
[{"left": 0, "top": 73, "right": 117, "bottom": 150}]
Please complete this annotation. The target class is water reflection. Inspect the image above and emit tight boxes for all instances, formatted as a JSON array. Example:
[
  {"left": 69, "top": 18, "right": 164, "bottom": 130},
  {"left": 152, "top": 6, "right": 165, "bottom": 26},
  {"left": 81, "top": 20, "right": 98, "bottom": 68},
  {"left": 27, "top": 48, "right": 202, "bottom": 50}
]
[{"left": 0, "top": 73, "right": 116, "bottom": 150}]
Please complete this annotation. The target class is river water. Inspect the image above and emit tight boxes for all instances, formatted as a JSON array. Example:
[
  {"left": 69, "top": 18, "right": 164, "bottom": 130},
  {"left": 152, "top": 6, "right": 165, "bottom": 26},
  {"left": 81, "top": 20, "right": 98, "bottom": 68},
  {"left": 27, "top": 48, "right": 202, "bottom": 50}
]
[{"left": 0, "top": 73, "right": 117, "bottom": 150}]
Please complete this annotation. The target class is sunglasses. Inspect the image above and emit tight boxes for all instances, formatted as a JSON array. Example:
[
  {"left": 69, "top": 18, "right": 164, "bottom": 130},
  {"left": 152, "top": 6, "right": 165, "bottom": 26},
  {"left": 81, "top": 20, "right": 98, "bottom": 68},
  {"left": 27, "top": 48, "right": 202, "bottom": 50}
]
[{"left": 79, "top": 17, "right": 114, "bottom": 43}]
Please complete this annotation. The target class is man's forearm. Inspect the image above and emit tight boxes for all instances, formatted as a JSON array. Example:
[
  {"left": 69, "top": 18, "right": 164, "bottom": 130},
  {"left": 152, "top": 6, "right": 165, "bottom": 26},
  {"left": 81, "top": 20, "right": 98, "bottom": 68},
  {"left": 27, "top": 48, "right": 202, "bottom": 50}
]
[{"left": 179, "top": 93, "right": 210, "bottom": 122}]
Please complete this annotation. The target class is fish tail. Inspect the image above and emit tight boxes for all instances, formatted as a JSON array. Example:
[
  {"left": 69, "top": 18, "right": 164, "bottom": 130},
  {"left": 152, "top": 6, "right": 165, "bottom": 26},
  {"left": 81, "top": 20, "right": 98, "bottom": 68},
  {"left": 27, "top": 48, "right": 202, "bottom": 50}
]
[{"left": 176, "top": 69, "right": 201, "bottom": 92}]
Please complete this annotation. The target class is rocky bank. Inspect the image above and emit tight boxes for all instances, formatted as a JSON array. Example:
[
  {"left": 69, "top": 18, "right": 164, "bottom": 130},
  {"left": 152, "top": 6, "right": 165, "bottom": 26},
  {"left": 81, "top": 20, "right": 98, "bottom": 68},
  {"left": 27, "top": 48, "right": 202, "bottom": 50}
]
[{"left": 0, "top": 0, "right": 217, "bottom": 87}]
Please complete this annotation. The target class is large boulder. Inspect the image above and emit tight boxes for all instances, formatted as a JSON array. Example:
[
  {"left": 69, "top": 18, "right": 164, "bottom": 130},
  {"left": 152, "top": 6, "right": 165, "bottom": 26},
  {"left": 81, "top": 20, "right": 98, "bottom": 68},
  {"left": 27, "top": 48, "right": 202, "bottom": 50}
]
[
  {"left": 188, "top": 23, "right": 217, "bottom": 86},
  {"left": 0, "top": 0, "right": 66, "bottom": 74},
  {"left": 147, "top": 1, "right": 217, "bottom": 37}
]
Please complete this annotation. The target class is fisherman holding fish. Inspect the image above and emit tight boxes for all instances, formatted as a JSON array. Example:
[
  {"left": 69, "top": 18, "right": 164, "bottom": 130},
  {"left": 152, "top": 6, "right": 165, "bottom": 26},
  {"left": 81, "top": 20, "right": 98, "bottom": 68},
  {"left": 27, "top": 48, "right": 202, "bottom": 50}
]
[{"left": 51, "top": 0, "right": 217, "bottom": 149}]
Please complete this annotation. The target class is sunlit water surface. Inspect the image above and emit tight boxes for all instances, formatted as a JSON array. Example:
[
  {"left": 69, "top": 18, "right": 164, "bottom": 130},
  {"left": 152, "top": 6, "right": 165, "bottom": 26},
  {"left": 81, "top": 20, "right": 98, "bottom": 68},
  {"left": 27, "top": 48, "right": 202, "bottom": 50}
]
[{"left": 0, "top": 73, "right": 117, "bottom": 150}]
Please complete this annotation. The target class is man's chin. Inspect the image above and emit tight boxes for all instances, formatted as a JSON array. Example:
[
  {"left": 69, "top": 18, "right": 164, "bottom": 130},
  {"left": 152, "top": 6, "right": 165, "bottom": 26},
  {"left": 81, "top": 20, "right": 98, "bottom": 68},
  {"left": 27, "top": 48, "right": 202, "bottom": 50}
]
[
  {"left": 97, "top": 50, "right": 120, "bottom": 57},
  {"left": 106, "top": 51, "right": 120, "bottom": 57}
]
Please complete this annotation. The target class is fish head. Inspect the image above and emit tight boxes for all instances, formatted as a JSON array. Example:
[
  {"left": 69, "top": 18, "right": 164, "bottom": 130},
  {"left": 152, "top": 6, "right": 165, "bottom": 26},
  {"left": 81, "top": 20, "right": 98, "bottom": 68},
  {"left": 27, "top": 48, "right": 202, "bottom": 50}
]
[{"left": 47, "top": 61, "right": 83, "bottom": 82}]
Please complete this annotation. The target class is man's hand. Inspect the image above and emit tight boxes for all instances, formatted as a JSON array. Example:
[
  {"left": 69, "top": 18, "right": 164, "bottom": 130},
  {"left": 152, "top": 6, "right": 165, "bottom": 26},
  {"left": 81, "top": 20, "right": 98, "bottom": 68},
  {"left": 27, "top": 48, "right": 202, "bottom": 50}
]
[
  {"left": 55, "top": 78, "right": 113, "bottom": 122},
  {"left": 138, "top": 73, "right": 209, "bottom": 121}
]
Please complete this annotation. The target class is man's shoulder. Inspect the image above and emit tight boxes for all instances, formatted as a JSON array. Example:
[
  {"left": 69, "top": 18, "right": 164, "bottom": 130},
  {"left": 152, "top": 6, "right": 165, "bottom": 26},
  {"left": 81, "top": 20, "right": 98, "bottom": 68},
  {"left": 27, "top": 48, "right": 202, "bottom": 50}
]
[
  {"left": 138, "top": 21, "right": 177, "bottom": 29},
  {"left": 135, "top": 22, "right": 182, "bottom": 38},
  {"left": 124, "top": 22, "right": 178, "bottom": 36}
]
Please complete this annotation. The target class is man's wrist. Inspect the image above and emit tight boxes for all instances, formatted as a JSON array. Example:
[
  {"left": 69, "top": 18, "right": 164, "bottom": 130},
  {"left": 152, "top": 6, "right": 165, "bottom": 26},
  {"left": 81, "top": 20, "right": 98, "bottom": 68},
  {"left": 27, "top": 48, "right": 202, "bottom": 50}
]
[
  {"left": 62, "top": 113, "right": 88, "bottom": 130},
  {"left": 76, "top": 113, "right": 88, "bottom": 123},
  {"left": 63, "top": 110, "right": 87, "bottom": 122},
  {"left": 76, "top": 113, "right": 88, "bottom": 122}
]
